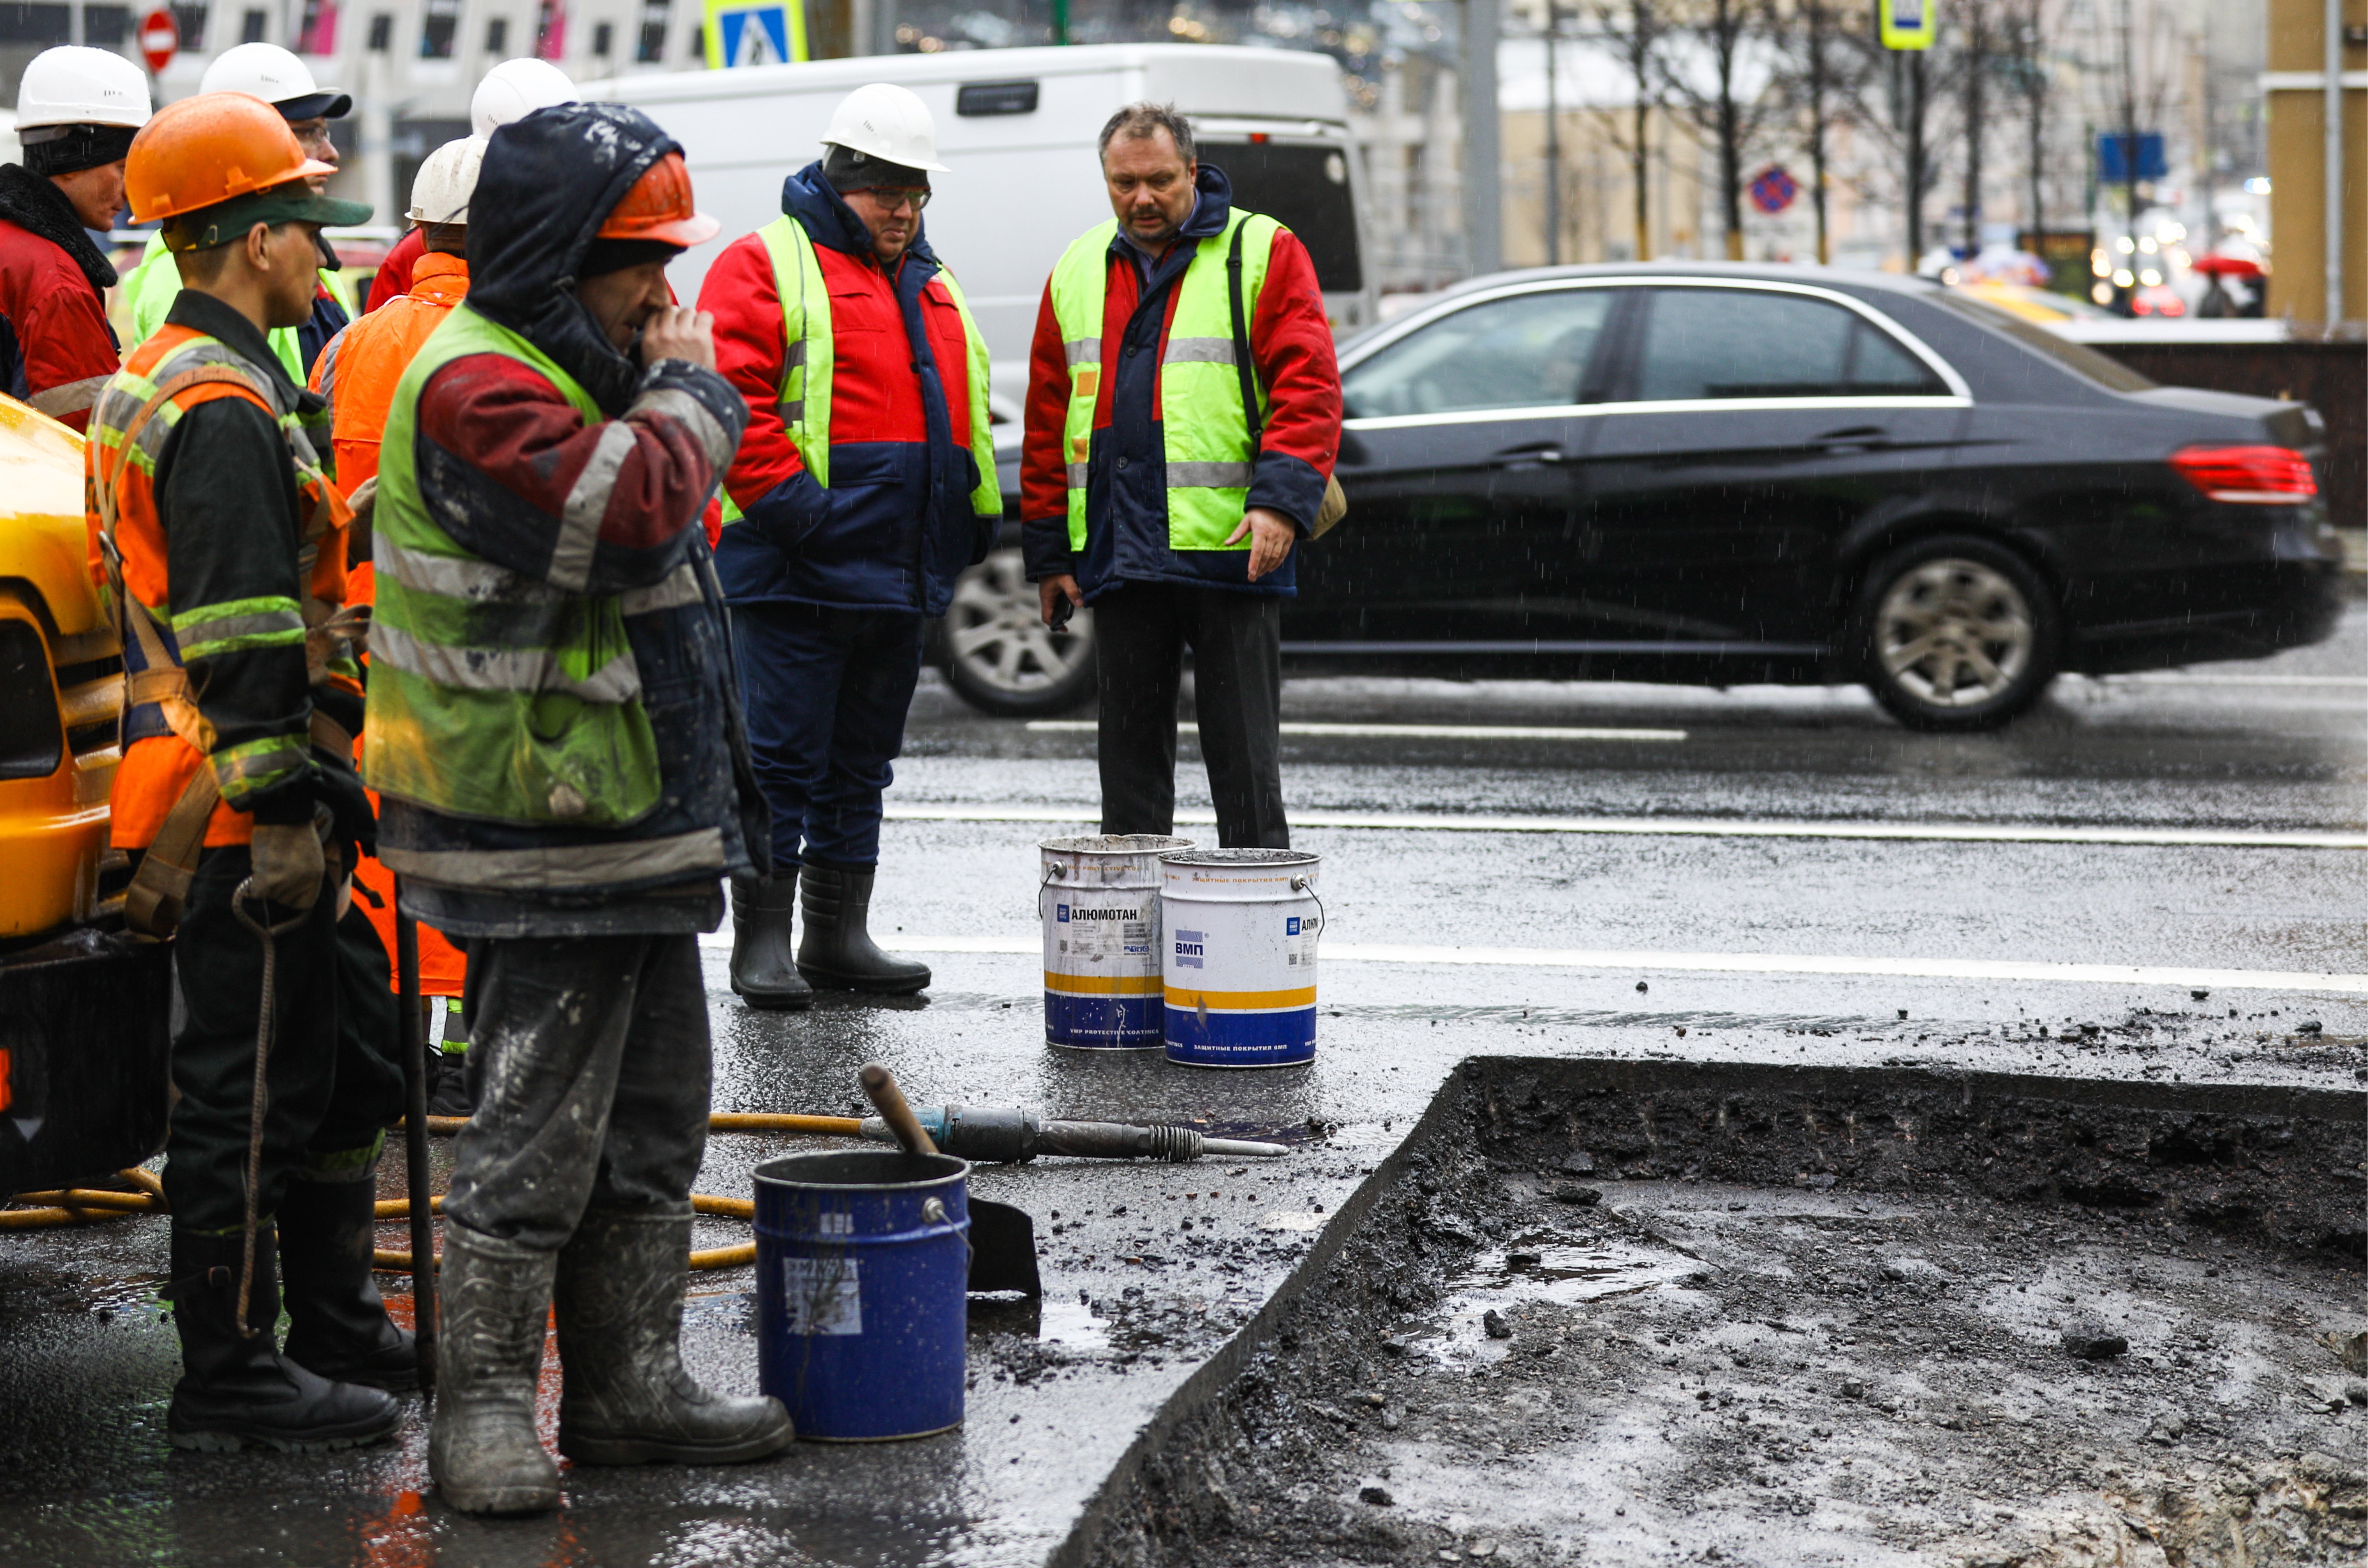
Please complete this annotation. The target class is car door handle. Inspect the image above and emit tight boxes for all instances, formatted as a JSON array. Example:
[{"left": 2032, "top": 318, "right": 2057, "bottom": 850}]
[
  {"left": 1492, "top": 443, "right": 1575, "bottom": 467},
  {"left": 1813, "top": 425, "right": 1890, "bottom": 452}
]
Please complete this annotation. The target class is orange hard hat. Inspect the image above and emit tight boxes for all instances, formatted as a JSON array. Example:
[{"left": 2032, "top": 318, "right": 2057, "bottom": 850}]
[
  {"left": 594, "top": 152, "right": 719, "bottom": 248},
  {"left": 125, "top": 91, "right": 336, "bottom": 225}
]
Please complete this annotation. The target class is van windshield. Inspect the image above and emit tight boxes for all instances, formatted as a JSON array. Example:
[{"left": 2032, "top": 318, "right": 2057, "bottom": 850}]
[{"left": 1199, "top": 140, "right": 1364, "bottom": 293}]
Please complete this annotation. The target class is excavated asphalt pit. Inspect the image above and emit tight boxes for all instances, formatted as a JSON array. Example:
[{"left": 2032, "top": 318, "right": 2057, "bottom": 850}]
[{"left": 1091, "top": 1060, "right": 2366, "bottom": 1568}]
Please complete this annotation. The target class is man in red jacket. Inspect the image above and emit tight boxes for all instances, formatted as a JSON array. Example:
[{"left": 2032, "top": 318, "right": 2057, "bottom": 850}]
[
  {"left": 1022, "top": 104, "right": 1339, "bottom": 848},
  {"left": 0, "top": 47, "right": 150, "bottom": 429}
]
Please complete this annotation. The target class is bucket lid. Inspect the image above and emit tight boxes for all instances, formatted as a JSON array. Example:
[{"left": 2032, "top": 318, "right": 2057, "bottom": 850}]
[
  {"left": 1161, "top": 848, "right": 1319, "bottom": 868},
  {"left": 1040, "top": 833, "right": 1196, "bottom": 854}
]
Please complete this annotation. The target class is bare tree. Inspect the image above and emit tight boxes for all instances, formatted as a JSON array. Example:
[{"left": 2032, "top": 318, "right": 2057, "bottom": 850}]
[
  {"left": 2005, "top": 0, "right": 2052, "bottom": 243},
  {"left": 1958, "top": 0, "right": 1994, "bottom": 252},
  {"left": 1769, "top": 0, "right": 1872, "bottom": 263},
  {"left": 1656, "top": 0, "right": 1781, "bottom": 259},
  {"left": 1582, "top": 0, "right": 1670, "bottom": 261}
]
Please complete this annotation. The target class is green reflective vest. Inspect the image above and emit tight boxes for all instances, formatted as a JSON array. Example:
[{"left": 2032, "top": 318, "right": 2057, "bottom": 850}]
[
  {"left": 717, "top": 214, "right": 998, "bottom": 526},
  {"left": 1046, "top": 209, "right": 1280, "bottom": 552},
  {"left": 363, "top": 304, "right": 668, "bottom": 829},
  {"left": 120, "top": 231, "right": 357, "bottom": 387}
]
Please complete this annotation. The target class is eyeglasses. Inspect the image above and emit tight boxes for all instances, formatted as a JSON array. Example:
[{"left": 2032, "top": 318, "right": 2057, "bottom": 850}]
[{"left": 851, "top": 187, "right": 931, "bottom": 213}]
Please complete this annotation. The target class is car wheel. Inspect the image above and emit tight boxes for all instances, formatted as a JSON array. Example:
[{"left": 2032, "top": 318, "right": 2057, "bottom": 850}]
[
  {"left": 939, "top": 548, "right": 1097, "bottom": 717},
  {"left": 1852, "top": 535, "right": 2058, "bottom": 732}
]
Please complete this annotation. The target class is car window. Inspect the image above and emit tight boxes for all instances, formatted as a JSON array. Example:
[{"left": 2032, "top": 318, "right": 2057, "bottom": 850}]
[
  {"left": 1926, "top": 290, "right": 2158, "bottom": 393},
  {"left": 1635, "top": 288, "right": 1948, "bottom": 400},
  {"left": 1343, "top": 289, "right": 1614, "bottom": 418}
]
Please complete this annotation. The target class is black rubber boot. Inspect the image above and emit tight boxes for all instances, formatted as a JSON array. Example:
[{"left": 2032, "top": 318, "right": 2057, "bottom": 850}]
[
  {"left": 729, "top": 873, "right": 812, "bottom": 1009},
  {"left": 796, "top": 864, "right": 931, "bottom": 994},
  {"left": 554, "top": 1209, "right": 793, "bottom": 1465},
  {"left": 164, "top": 1226, "right": 402, "bottom": 1453},
  {"left": 428, "top": 1222, "right": 562, "bottom": 1516},
  {"left": 426, "top": 1049, "right": 473, "bottom": 1118},
  {"left": 279, "top": 1171, "right": 417, "bottom": 1391}
]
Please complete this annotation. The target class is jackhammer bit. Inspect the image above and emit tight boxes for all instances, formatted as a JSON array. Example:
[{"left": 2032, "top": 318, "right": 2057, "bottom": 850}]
[{"left": 856, "top": 1105, "right": 1289, "bottom": 1164}]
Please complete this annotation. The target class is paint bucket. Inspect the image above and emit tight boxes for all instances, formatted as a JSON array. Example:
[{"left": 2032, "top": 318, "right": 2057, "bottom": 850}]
[
  {"left": 1040, "top": 833, "right": 1194, "bottom": 1050},
  {"left": 753, "top": 1149, "right": 970, "bottom": 1441},
  {"left": 1159, "top": 848, "right": 1322, "bottom": 1069}
]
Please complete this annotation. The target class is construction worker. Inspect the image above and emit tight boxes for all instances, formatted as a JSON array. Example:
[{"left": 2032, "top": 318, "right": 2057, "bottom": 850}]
[
  {"left": 701, "top": 82, "right": 998, "bottom": 1007},
  {"left": 89, "top": 92, "right": 404, "bottom": 1452},
  {"left": 0, "top": 47, "right": 147, "bottom": 430},
  {"left": 1023, "top": 104, "right": 1340, "bottom": 848},
  {"left": 119, "top": 43, "right": 358, "bottom": 382},
  {"left": 365, "top": 103, "right": 787, "bottom": 1515},
  {"left": 310, "top": 136, "right": 480, "bottom": 1111},
  {"left": 364, "top": 57, "right": 574, "bottom": 315}
]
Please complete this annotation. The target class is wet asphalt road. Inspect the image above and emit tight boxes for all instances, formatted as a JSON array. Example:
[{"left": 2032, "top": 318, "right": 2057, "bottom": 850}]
[{"left": 0, "top": 603, "right": 2361, "bottom": 1566}]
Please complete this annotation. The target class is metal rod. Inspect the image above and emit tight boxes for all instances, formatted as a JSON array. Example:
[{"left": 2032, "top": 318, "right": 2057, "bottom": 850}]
[
  {"left": 2327, "top": 0, "right": 2345, "bottom": 328},
  {"left": 1462, "top": 0, "right": 1502, "bottom": 275},
  {"left": 394, "top": 887, "right": 437, "bottom": 1392}
]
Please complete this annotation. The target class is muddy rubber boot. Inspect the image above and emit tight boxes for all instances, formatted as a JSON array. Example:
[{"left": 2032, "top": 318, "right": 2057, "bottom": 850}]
[
  {"left": 164, "top": 1227, "right": 402, "bottom": 1453},
  {"left": 553, "top": 1209, "right": 793, "bottom": 1465},
  {"left": 279, "top": 1172, "right": 417, "bottom": 1391},
  {"left": 795, "top": 864, "right": 930, "bottom": 994},
  {"left": 728, "top": 873, "right": 812, "bottom": 1009},
  {"left": 428, "top": 1222, "right": 562, "bottom": 1516},
  {"left": 424, "top": 1047, "right": 474, "bottom": 1118}
]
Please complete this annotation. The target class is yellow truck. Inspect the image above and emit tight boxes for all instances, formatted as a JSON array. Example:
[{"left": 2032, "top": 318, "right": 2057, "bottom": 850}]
[{"left": 0, "top": 394, "right": 171, "bottom": 1197}]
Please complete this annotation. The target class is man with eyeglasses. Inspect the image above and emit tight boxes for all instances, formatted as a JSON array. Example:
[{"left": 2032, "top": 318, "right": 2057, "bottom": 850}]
[{"left": 700, "top": 82, "right": 998, "bottom": 1008}]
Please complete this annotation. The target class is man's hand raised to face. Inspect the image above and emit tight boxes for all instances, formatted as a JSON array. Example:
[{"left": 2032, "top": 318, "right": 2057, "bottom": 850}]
[
  {"left": 640, "top": 305, "right": 717, "bottom": 372},
  {"left": 1225, "top": 506, "right": 1296, "bottom": 581}
]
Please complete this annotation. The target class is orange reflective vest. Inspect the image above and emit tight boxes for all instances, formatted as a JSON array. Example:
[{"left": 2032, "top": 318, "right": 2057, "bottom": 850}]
[{"left": 86, "top": 321, "right": 358, "bottom": 933}]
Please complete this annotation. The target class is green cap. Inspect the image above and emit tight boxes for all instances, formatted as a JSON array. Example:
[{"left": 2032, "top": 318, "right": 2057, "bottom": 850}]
[{"left": 162, "top": 180, "right": 373, "bottom": 252}]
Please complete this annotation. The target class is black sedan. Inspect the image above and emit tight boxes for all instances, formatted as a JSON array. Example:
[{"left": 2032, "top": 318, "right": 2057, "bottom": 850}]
[{"left": 936, "top": 263, "right": 2343, "bottom": 730}]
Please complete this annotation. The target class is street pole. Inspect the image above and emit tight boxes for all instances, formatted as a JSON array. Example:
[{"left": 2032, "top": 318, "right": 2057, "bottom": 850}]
[
  {"left": 1052, "top": 0, "right": 1069, "bottom": 46},
  {"left": 2325, "top": 0, "right": 2344, "bottom": 327},
  {"left": 1463, "top": 0, "right": 1503, "bottom": 275},
  {"left": 1906, "top": 52, "right": 1924, "bottom": 266},
  {"left": 1545, "top": 1, "right": 1561, "bottom": 266}
]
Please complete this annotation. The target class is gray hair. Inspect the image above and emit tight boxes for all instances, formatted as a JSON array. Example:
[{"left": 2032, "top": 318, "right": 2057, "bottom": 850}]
[{"left": 1097, "top": 102, "right": 1195, "bottom": 164}]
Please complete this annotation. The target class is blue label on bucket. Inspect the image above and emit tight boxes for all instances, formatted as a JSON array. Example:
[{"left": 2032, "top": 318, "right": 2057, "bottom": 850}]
[
  {"left": 1045, "top": 991, "right": 1163, "bottom": 1048},
  {"left": 1174, "top": 930, "right": 1205, "bottom": 969},
  {"left": 1287, "top": 917, "right": 1301, "bottom": 935},
  {"left": 1056, "top": 903, "right": 1070, "bottom": 922},
  {"left": 1164, "top": 1003, "right": 1317, "bottom": 1066}
]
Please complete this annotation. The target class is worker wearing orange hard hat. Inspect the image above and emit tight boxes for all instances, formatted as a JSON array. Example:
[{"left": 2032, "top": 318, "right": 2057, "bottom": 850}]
[
  {"left": 363, "top": 104, "right": 785, "bottom": 1516},
  {"left": 86, "top": 90, "right": 406, "bottom": 1455}
]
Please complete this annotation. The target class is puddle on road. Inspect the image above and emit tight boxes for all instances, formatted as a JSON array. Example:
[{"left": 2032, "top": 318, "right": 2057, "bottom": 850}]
[{"left": 1037, "top": 1296, "right": 1110, "bottom": 1351}]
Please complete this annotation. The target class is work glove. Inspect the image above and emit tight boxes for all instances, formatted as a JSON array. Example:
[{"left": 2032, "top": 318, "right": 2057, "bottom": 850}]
[{"left": 248, "top": 818, "right": 327, "bottom": 915}]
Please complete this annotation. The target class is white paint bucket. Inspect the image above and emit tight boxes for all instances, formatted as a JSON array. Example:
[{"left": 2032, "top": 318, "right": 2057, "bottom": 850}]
[
  {"left": 1159, "top": 848, "right": 1322, "bottom": 1069},
  {"left": 1040, "top": 834, "right": 1195, "bottom": 1050}
]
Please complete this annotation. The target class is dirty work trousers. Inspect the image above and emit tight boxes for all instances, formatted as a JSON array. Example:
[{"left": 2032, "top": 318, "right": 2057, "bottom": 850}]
[
  {"left": 1094, "top": 581, "right": 1288, "bottom": 849},
  {"left": 441, "top": 934, "right": 711, "bottom": 1253},
  {"left": 731, "top": 601, "right": 925, "bottom": 873},
  {"left": 164, "top": 845, "right": 407, "bottom": 1234}
]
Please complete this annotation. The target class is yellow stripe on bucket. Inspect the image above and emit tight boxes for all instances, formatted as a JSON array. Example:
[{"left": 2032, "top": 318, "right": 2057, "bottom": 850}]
[
  {"left": 1164, "top": 984, "right": 1318, "bottom": 1011},
  {"left": 1045, "top": 971, "right": 1166, "bottom": 995}
]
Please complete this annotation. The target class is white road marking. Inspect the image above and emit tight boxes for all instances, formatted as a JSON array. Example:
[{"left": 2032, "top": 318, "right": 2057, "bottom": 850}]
[
  {"left": 869, "top": 934, "right": 2368, "bottom": 994},
  {"left": 2096, "top": 673, "right": 2368, "bottom": 688},
  {"left": 1025, "top": 720, "right": 1688, "bottom": 741},
  {"left": 884, "top": 803, "right": 2368, "bottom": 851}
]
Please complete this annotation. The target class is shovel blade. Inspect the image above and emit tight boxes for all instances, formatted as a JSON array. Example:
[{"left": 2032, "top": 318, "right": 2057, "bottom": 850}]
[{"left": 967, "top": 1198, "right": 1042, "bottom": 1297}]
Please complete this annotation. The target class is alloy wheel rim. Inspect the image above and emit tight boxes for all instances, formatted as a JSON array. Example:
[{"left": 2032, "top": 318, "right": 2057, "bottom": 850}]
[
  {"left": 1873, "top": 558, "right": 2035, "bottom": 708},
  {"left": 947, "top": 550, "right": 1091, "bottom": 694}
]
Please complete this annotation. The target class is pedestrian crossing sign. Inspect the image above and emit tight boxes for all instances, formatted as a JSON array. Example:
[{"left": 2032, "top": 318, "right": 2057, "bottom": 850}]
[{"left": 703, "top": 0, "right": 807, "bottom": 67}]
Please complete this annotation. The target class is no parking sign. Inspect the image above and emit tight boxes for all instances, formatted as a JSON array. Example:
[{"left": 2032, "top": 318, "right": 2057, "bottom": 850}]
[{"left": 1748, "top": 165, "right": 1799, "bottom": 216}]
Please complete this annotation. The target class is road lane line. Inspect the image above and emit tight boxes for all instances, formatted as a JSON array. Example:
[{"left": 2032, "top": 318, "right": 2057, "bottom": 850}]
[
  {"left": 883, "top": 803, "right": 2368, "bottom": 851},
  {"left": 853, "top": 934, "right": 2368, "bottom": 994},
  {"left": 1025, "top": 720, "right": 1689, "bottom": 741}
]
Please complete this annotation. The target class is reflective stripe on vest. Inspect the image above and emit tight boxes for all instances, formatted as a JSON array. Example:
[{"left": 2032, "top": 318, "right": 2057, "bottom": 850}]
[
  {"left": 718, "top": 214, "right": 999, "bottom": 527},
  {"left": 363, "top": 303, "right": 666, "bottom": 829},
  {"left": 1046, "top": 210, "right": 1280, "bottom": 552}
]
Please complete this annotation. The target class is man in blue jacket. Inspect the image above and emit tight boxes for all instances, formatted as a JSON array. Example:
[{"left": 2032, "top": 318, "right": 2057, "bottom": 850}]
[{"left": 700, "top": 84, "right": 997, "bottom": 1005}]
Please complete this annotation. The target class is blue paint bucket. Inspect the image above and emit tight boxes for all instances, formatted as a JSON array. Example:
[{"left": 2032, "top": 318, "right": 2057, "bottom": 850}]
[{"left": 753, "top": 1149, "right": 971, "bottom": 1441}]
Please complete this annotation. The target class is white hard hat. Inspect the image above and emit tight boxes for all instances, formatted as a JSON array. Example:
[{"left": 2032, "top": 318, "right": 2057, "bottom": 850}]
[
  {"left": 408, "top": 136, "right": 486, "bottom": 225},
  {"left": 822, "top": 83, "right": 947, "bottom": 173},
  {"left": 200, "top": 42, "right": 352, "bottom": 120},
  {"left": 15, "top": 46, "right": 151, "bottom": 132},
  {"left": 471, "top": 57, "right": 576, "bottom": 138}
]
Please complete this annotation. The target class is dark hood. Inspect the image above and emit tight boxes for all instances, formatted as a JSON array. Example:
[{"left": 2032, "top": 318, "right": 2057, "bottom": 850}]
[
  {"left": 780, "top": 162, "right": 943, "bottom": 272},
  {"left": 0, "top": 164, "right": 114, "bottom": 293},
  {"left": 468, "top": 103, "right": 684, "bottom": 416}
]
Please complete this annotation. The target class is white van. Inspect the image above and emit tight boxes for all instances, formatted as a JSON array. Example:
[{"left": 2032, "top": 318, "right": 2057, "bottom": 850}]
[{"left": 580, "top": 43, "right": 1374, "bottom": 411}]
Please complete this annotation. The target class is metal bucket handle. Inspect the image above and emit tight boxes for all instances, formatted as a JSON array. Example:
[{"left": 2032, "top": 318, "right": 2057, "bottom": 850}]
[
  {"left": 921, "top": 1195, "right": 973, "bottom": 1270},
  {"left": 1038, "top": 861, "right": 1066, "bottom": 919},
  {"left": 1291, "top": 874, "right": 1325, "bottom": 950}
]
